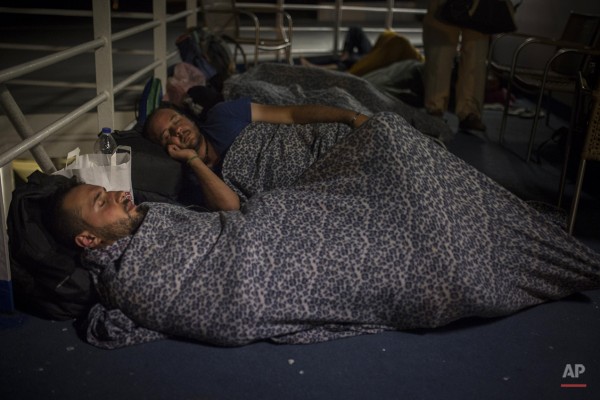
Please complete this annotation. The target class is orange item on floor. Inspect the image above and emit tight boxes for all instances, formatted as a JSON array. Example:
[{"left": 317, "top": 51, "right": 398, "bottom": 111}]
[{"left": 348, "top": 30, "right": 424, "bottom": 77}]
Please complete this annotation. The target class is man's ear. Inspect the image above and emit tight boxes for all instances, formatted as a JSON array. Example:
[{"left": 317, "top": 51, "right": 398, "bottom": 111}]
[{"left": 75, "top": 231, "right": 103, "bottom": 249}]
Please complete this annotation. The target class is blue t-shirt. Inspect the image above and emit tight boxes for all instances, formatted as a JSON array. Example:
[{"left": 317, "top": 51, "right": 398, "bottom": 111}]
[
  {"left": 197, "top": 96, "right": 252, "bottom": 158},
  {"left": 180, "top": 97, "right": 252, "bottom": 207}
]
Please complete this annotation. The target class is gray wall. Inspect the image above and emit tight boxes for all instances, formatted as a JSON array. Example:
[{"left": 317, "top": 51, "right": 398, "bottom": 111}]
[
  {"left": 492, "top": 0, "right": 600, "bottom": 83},
  {"left": 514, "top": 0, "right": 600, "bottom": 37}
]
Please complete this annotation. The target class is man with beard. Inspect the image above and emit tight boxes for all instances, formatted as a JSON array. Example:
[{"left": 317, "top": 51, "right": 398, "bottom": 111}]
[{"left": 51, "top": 180, "right": 146, "bottom": 249}]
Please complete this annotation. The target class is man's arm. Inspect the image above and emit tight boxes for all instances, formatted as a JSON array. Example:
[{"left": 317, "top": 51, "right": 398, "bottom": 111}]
[
  {"left": 250, "top": 103, "right": 369, "bottom": 129},
  {"left": 167, "top": 145, "right": 240, "bottom": 211}
]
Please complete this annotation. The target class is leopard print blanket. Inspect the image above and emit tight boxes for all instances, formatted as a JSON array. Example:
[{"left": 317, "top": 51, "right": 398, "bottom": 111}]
[
  {"left": 83, "top": 113, "right": 600, "bottom": 349},
  {"left": 222, "top": 120, "right": 352, "bottom": 202},
  {"left": 223, "top": 63, "right": 453, "bottom": 142}
]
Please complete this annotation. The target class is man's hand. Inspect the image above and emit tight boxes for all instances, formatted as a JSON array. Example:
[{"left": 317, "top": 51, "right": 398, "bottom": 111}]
[
  {"left": 352, "top": 113, "right": 369, "bottom": 129},
  {"left": 167, "top": 144, "right": 197, "bottom": 164},
  {"left": 168, "top": 143, "right": 240, "bottom": 211}
]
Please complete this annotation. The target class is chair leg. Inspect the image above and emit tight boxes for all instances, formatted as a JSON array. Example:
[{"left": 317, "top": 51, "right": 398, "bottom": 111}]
[
  {"left": 252, "top": 46, "right": 259, "bottom": 66},
  {"left": 544, "top": 95, "right": 551, "bottom": 127},
  {"left": 558, "top": 89, "right": 584, "bottom": 207},
  {"left": 557, "top": 127, "right": 573, "bottom": 208},
  {"left": 285, "top": 46, "right": 292, "bottom": 65},
  {"left": 499, "top": 78, "right": 513, "bottom": 145},
  {"left": 567, "top": 159, "right": 587, "bottom": 235},
  {"left": 526, "top": 89, "right": 546, "bottom": 162}
]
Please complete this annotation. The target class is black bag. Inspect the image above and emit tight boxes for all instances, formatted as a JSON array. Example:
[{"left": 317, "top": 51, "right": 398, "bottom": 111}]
[
  {"left": 6, "top": 171, "right": 97, "bottom": 320},
  {"left": 436, "top": 0, "right": 518, "bottom": 34}
]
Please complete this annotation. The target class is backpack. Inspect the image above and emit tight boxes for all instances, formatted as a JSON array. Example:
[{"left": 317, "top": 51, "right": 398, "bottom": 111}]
[
  {"left": 135, "top": 77, "right": 163, "bottom": 131},
  {"left": 176, "top": 28, "right": 245, "bottom": 92},
  {"left": 6, "top": 171, "right": 97, "bottom": 320}
]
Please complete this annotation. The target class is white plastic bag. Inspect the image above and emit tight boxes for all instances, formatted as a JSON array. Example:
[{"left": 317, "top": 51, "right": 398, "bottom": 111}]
[{"left": 53, "top": 146, "right": 134, "bottom": 201}]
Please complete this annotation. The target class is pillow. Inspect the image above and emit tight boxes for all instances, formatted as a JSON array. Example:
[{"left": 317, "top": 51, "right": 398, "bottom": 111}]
[{"left": 113, "top": 129, "right": 184, "bottom": 204}]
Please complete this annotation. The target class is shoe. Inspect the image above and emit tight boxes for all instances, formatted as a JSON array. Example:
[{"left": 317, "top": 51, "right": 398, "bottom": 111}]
[{"left": 459, "top": 114, "right": 486, "bottom": 132}]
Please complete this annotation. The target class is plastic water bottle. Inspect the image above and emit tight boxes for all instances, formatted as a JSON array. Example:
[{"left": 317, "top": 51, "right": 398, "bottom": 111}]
[{"left": 94, "top": 127, "right": 117, "bottom": 154}]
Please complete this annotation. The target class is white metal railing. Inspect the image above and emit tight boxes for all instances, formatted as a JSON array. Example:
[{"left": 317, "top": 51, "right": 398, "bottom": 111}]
[
  {"left": 0, "top": 1, "right": 193, "bottom": 169},
  {"left": 235, "top": 1, "right": 425, "bottom": 55},
  {"left": 0, "top": 0, "right": 200, "bottom": 313},
  {"left": 0, "top": 0, "right": 425, "bottom": 313}
]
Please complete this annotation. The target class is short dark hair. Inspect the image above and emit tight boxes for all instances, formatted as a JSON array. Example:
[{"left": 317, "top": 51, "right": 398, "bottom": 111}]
[
  {"left": 141, "top": 102, "right": 189, "bottom": 140},
  {"left": 142, "top": 86, "right": 224, "bottom": 140},
  {"left": 48, "top": 177, "right": 88, "bottom": 249}
]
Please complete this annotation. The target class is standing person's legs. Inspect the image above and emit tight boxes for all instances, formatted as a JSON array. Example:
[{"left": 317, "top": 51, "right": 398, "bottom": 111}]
[
  {"left": 455, "top": 28, "right": 489, "bottom": 130},
  {"left": 422, "top": 4, "right": 460, "bottom": 116},
  {"left": 341, "top": 26, "right": 373, "bottom": 69}
]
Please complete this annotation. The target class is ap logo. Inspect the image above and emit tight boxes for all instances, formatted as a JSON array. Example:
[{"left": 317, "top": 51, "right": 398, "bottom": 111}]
[
  {"left": 562, "top": 364, "right": 585, "bottom": 378},
  {"left": 561, "top": 364, "right": 587, "bottom": 389}
]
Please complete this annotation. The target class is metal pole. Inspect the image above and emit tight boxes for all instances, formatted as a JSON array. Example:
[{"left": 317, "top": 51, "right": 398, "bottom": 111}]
[
  {"left": 0, "top": 162, "right": 15, "bottom": 313},
  {"left": 186, "top": 0, "right": 198, "bottom": 29},
  {"left": 93, "top": 0, "right": 115, "bottom": 131},
  {"left": 153, "top": 0, "right": 167, "bottom": 86},
  {"left": 334, "top": 0, "right": 342, "bottom": 55},
  {"left": 385, "top": 0, "right": 393, "bottom": 30},
  {"left": 0, "top": 84, "right": 56, "bottom": 173}
]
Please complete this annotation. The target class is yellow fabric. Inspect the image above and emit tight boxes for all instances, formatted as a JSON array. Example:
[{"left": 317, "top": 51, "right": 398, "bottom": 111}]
[{"left": 348, "top": 30, "right": 424, "bottom": 77}]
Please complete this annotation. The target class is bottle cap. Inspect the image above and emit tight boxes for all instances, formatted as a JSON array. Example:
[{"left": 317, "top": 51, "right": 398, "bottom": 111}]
[{"left": 101, "top": 127, "right": 111, "bottom": 134}]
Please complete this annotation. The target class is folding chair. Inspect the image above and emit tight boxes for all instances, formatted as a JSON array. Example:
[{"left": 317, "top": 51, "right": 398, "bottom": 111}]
[
  {"left": 488, "top": 12, "right": 600, "bottom": 161},
  {"left": 199, "top": 0, "right": 293, "bottom": 66}
]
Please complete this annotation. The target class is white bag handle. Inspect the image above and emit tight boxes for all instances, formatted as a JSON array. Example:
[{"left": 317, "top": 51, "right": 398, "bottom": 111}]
[
  {"left": 54, "top": 145, "right": 134, "bottom": 200},
  {"left": 111, "top": 145, "right": 132, "bottom": 166}
]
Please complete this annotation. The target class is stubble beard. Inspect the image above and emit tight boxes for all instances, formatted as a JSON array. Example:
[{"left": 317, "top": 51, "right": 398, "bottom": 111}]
[{"left": 93, "top": 204, "right": 149, "bottom": 243}]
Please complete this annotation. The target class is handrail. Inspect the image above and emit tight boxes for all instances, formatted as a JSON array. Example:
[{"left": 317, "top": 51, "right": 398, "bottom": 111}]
[
  {"left": 233, "top": 0, "right": 425, "bottom": 54},
  {"left": 0, "top": 51, "right": 178, "bottom": 162},
  {"left": 113, "top": 52, "right": 179, "bottom": 93},
  {"left": 0, "top": 1, "right": 190, "bottom": 170},
  {"left": 0, "top": 38, "right": 106, "bottom": 85},
  {"left": 0, "top": 7, "right": 197, "bottom": 86},
  {"left": 0, "top": 91, "right": 109, "bottom": 168},
  {"left": 0, "top": 84, "right": 56, "bottom": 173},
  {"left": 0, "top": 6, "right": 155, "bottom": 20},
  {"left": 225, "top": 1, "right": 425, "bottom": 53}
]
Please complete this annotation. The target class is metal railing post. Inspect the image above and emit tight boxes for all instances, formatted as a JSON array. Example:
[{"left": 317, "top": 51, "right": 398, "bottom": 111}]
[
  {"left": 186, "top": 0, "right": 197, "bottom": 29},
  {"left": 0, "top": 84, "right": 56, "bottom": 173},
  {"left": 0, "top": 163, "right": 14, "bottom": 313},
  {"left": 153, "top": 0, "right": 167, "bottom": 85},
  {"left": 385, "top": 0, "right": 394, "bottom": 30},
  {"left": 93, "top": 0, "right": 115, "bottom": 131},
  {"left": 334, "top": 0, "right": 342, "bottom": 55}
]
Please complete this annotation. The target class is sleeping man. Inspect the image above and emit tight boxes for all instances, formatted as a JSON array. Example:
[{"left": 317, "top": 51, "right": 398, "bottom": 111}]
[
  {"left": 142, "top": 98, "right": 370, "bottom": 211},
  {"left": 49, "top": 112, "right": 600, "bottom": 349}
]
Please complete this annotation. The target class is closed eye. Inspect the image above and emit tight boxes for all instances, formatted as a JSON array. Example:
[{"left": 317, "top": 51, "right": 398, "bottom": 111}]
[
  {"left": 161, "top": 130, "right": 169, "bottom": 146},
  {"left": 94, "top": 188, "right": 107, "bottom": 208}
]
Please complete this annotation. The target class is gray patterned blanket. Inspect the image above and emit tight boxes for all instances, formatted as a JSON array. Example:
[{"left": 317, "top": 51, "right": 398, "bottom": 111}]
[
  {"left": 222, "top": 119, "right": 352, "bottom": 202},
  {"left": 83, "top": 113, "right": 600, "bottom": 349},
  {"left": 223, "top": 63, "right": 453, "bottom": 142}
]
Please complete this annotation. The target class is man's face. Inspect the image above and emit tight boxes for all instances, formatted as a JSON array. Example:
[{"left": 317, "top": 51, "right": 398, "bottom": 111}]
[
  {"left": 147, "top": 108, "right": 201, "bottom": 150},
  {"left": 63, "top": 184, "right": 145, "bottom": 247}
]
